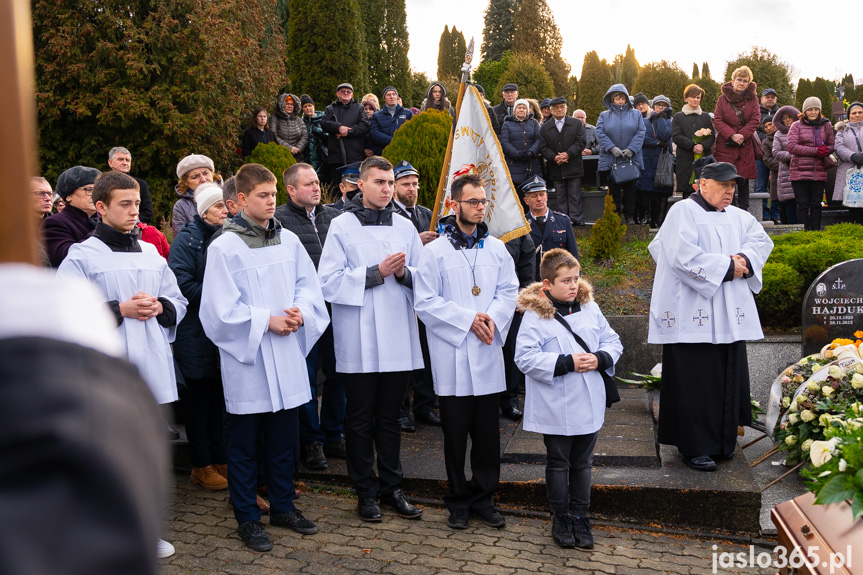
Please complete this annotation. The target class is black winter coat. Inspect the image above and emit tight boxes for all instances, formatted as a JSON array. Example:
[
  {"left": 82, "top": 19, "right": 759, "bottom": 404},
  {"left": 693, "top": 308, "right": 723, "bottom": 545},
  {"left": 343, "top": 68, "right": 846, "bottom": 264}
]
[
  {"left": 273, "top": 198, "right": 341, "bottom": 268},
  {"left": 671, "top": 111, "right": 715, "bottom": 194},
  {"left": 391, "top": 201, "right": 433, "bottom": 233},
  {"left": 539, "top": 117, "right": 586, "bottom": 180},
  {"left": 167, "top": 216, "right": 221, "bottom": 380},
  {"left": 500, "top": 115, "right": 542, "bottom": 185},
  {"left": 504, "top": 232, "right": 536, "bottom": 289},
  {"left": 321, "top": 99, "right": 371, "bottom": 166}
]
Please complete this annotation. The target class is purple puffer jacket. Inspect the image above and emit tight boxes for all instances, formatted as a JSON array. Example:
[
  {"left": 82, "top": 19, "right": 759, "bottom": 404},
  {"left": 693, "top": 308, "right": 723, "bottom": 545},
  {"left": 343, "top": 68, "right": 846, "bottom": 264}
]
[
  {"left": 787, "top": 116, "right": 835, "bottom": 182},
  {"left": 771, "top": 105, "right": 800, "bottom": 201},
  {"left": 832, "top": 119, "right": 863, "bottom": 201}
]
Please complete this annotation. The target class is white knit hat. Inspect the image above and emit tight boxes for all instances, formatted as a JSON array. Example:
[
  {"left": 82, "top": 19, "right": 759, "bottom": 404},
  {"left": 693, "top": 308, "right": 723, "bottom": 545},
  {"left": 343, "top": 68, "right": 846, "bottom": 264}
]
[
  {"left": 802, "top": 96, "right": 822, "bottom": 113},
  {"left": 195, "top": 183, "right": 223, "bottom": 218}
]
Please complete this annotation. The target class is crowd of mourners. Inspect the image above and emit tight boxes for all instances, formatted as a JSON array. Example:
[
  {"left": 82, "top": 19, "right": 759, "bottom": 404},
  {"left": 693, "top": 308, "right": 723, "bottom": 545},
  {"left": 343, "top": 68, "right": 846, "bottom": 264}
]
[{"left": 26, "top": 68, "right": 861, "bottom": 559}]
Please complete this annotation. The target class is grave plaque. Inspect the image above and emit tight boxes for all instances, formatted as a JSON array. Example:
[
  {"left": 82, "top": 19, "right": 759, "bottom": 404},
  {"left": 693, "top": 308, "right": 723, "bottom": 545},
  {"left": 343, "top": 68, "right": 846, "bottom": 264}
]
[{"left": 802, "top": 258, "right": 863, "bottom": 356}]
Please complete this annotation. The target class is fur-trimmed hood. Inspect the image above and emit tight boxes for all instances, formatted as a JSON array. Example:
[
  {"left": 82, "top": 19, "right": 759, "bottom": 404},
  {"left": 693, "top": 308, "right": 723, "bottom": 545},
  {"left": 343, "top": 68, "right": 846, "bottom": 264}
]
[
  {"left": 773, "top": 105, "right": 801, "bottom": 135},
  {"left": 516, "top": 280, "right": 593, "bottom": 319},
  {"left": 834, "top": 119, "right": 863, "bottom": 133}
]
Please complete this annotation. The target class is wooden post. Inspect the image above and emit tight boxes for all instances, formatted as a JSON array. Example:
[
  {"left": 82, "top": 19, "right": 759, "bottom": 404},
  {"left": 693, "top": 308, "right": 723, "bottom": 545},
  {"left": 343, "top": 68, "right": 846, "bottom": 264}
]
[{"left": 0, "top": 0, "right": 38, "bottom": 264}]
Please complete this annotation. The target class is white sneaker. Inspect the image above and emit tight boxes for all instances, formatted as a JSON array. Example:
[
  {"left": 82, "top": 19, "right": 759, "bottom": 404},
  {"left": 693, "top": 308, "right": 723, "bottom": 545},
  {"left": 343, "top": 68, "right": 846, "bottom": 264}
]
[{"left": 156, "top": 538, "right": 175, "bottom": 559}]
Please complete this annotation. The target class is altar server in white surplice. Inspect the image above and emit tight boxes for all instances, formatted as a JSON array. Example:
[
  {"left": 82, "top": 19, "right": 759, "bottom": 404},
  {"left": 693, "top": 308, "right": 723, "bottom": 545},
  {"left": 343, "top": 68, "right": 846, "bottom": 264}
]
[
  {"left": 58, "top": 172, "right": 187, "bottom": 406},
  {"left": 317, "top": 156, "right": 424, "bottom": 523},
  {"left": 413, "top": 173, "right": 518, "bottom": 531},
  {"left": 648, "top": 161, "right": 773, "bottom": 472},
  {"left": 200, "top": 164, "right": 329, "bottom": 552}
]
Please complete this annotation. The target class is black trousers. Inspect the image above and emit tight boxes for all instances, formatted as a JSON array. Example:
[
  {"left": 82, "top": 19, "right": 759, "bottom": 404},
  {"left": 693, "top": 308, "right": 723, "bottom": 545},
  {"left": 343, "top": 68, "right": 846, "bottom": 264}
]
[
  {"left": 226, "top": 409, "right": 298, "bottom": 525},
  {"left": 602, "top": 173, "right": 637, "bottom": 220},
  {"left": 552, "top": 177, "right": 583, "bottom": 222},
  {"left": 401, "top": 319, "right": 437, "bottom": 417},
  {"left": 732, "top": 178, "right": 750, "bottom": 212},
  {"left": 543, "top": 432, "right": 597, "bottom": 517},
  {"left": 342, "top": 371, "right": 409, "bottom": 498},
  {"left": 792, "top": 180, "right": 824, "bottom": 231},
  {"left": 438, "top": 393, "right": 501, "bottom": 513},
  {"left": 185, "top": 375, "right": 227, "bottom": 468},
  {"left": 500, "top": 311, "right": 523, "bottom": 411}
]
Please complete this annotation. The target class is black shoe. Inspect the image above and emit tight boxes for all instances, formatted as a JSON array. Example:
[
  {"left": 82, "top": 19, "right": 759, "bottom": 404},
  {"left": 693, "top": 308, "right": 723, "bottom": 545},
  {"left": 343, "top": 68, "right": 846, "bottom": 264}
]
[
  {"left": 501, "top": 406, "right": 523, "bottom": 421},
  {"left": 400, "top": 415, "right": 416, "bottom": 433},
  {"left": 270, "top": 509, "right": 318, "bottom": 535},
  {"left": 166, "top": 420, "right": 180, "bottom": 441},
  {"left": 681, "top": 454, "right": 717, "bottom": 471},
  {"left": 323, "top": 437, "right": 347, "bottom": 459},
  {"left": 304, "top": 442, "right": 327, "bottom": 470},
  {"left": 415, "top": 409, "right": 441, "bottom": 426},
  {"left": 380, "top": 489, "right": 423, "bottom": 519},
  {"left": 357, "top": 497, "right": 382, "bottom": 522},
  {"left": 571, "top": 515, "right": 594, "bottom": 549},
  {"left": 471, "top": 507, "right": 506, "bottom": 528},
  {"left": 552, "top": 514, "right": 576, "bottom": 548},
  {"left": 573, "top": 220, "right": 586, "bottom": 226},
  {"left": 711, "top": 452, "right": 735, "bottom": 461},
  {"left": 238, "top": 520, "right": 273, "bottom": 552},
  {"left": 447, "top": 509, "right": 469, "bottom": 530}
]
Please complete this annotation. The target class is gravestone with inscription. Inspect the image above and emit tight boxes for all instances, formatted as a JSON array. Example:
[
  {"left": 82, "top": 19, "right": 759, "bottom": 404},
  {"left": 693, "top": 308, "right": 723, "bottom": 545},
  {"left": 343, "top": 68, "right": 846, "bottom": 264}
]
[{"left": 802, "top": 258, "right": 863, "bottom": 356}]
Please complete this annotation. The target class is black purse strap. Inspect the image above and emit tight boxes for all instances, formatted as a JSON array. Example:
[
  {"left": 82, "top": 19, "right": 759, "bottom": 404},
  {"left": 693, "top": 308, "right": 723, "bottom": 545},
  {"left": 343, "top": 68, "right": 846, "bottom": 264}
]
[
  {"left": 728, "top": 102, "right": 746, "bottom": 127},
  {"left": 552, "top": 313, "right": 594, "bottom": 354},
  {"left": 849, "top": 126, "right": 862, "bottom": 152}
]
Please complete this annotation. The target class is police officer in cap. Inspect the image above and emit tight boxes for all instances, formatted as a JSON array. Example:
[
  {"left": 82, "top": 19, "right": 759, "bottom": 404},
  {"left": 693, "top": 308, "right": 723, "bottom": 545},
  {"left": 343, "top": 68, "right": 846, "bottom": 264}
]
[
  {"left": 328, "top": 161, "right": 362, "bottom": 210},
  {"left": 521, "top": 176, "right": 580, "bottom": 281},
  {"left": 391, "top": 161, "right": 437, "bottom": 245}
]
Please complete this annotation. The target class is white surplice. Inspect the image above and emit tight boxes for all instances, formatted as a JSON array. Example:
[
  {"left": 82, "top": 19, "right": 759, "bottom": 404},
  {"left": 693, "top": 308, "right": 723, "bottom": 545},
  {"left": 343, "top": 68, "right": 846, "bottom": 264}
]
[
  {"left": 200, "top": 230, "right": 329, "bottom": 415},
  {"left": 58, "top": 238, "right": 188, "bottom": 404},
  {"left": 413, "top": 235, "right": 518, "bottom": 397},
  {"left": 317, "top": 213, "right": 423, "bottom": 373},
  {"left": 648, "top": 198, "right": 774, "bottom": 345}
]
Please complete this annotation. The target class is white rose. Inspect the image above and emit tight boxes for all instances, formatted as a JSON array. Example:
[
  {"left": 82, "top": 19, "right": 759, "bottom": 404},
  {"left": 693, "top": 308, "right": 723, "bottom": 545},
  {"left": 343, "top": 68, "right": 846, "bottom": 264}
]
[
  {"left": 809, "top": 440, "right": 833, "bottom": 466},
  {"left": 800, "top": 410, "right": 816, "bottom": 422},
  {"left": 790, "top": 400, "right": 799, "bottom": 412},
  {"left": 852, "top": 373, "right": 863, "bottom": 390},
  {"left": 788, "top": 413, "right": 799, "bottom": 425},
  {"left": 801, "top": 439, "right": 813, "bottom": 452},
  {"left": 856, "top": 364, "right": 863, "bottom": 374},
  {"left": 785, "top": 435, "right": 798, "bottom": 446},
  {"left": 839, "top": 459, "right": 848, "bottom": 472},
  {"left": 782, "top": 397, "right": 791, "bottom": 408},
  {"left": 807, "top": 381, "right": 821, "bottom": 392},
  {"left": 819, "top": 414, "right": 832, "bottom": 427},
  {"left": 829, "top": 365, "right": 842, "bottom": 377},
  {"left": 822, "top": 385, "right": 835, "bottom": 397}
]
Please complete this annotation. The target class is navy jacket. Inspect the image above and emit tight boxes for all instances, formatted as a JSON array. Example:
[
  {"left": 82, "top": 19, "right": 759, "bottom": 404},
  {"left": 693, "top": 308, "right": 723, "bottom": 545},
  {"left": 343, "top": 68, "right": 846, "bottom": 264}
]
[
  {"left": 500, "top": 115, "right": 543, "bottom": 185},
  {"left": 637, "top": 111, "right": 673, "bottom": 192},
  {"left": 369, "top": 105, "right": 414, "bottom": 155},
  {"left": 391, "top": 201, "right": 432, "bottom": 234},
  {"left": 167, "top": 216, "right": 221, "bottom": 380},
  {"left": 527, "top": 210, "right": 579, "bottom": 281}
]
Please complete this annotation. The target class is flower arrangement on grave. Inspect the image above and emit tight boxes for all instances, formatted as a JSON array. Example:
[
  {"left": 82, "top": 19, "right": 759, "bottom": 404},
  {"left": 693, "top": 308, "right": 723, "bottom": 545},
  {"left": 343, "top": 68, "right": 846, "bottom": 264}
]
[
  {"left": 688, "top": 128, "right": 713, "bottom": 184},
  {"left": 799, "top": 403, "right": 863, "bottom": 521},
  {"left": 771, "top": 334, "right": 863, "bottom": 466}
]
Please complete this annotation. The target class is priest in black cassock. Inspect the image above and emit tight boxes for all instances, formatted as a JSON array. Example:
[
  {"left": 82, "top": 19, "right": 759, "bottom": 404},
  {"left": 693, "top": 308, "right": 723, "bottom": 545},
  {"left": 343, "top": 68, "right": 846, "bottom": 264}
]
[{"left": 647, "top": 161, "right": 773, "bottom": 471}]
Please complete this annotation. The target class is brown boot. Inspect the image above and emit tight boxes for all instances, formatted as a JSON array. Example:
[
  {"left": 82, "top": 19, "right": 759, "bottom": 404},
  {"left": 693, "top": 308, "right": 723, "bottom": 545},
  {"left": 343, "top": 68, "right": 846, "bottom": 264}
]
[
  {"left": 190, "top": 465, "right": 228, "bottom": 490},
  {"left": 213, "top": 464, "right": 228, "bottom": 479}
]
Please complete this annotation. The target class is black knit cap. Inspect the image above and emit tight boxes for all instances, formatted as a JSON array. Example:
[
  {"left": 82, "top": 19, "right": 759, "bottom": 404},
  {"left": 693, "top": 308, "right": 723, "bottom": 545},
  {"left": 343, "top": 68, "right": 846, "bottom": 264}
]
[
  {"left": 632, "top": 93, "right": 649, "bottom": 106},
  {"left": 300, "top": 94, "right": 314, "bottom": 106}
]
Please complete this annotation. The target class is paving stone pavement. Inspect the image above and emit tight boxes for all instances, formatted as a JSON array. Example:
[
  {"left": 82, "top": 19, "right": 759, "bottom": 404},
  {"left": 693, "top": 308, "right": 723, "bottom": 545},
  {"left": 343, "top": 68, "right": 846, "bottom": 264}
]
[{"left": 161, "top": 474, "right": 776, "bottom": 575}]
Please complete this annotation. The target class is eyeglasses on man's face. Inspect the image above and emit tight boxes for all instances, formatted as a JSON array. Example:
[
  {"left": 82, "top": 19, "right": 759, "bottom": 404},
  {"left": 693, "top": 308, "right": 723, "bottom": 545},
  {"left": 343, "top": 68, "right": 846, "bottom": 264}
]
[{"left": 457, "top": 198, "right": 488, "bottom": 208}]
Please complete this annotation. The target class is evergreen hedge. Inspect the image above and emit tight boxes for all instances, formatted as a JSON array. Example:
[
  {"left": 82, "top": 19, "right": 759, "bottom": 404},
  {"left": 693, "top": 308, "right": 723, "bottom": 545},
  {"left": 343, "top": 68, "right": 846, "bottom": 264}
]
[
  {"left": 246, "top": 143, "right": 297, "bottom": 206},
  {"left": 382, "top": 110, "right": 452, "bottom": 210}
]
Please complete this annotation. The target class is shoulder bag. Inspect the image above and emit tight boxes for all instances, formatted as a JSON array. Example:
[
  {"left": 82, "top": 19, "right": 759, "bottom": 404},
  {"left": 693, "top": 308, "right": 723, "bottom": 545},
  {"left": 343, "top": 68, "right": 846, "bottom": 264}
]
[
  {"left": 843, "top": 126, "right": 863, "bottom": 208},
  {"left": 552, "top": 313, "right": 621, "bottom": 408},
  {"left": 729, "top": 101, "right": 764, "bottom": 160}
]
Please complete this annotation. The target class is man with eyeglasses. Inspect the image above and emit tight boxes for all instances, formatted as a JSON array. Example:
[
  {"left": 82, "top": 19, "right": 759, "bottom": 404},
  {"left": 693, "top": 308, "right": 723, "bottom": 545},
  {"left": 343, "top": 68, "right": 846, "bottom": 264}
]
[
  {"left": 414, "top": 173, "right": 518, "bottom": 531},
  {"left": 30, "top": 177, "right": 54, "bottom": 266},
  {"left": 43, "top": 166, "right": 101, "bottom": 267},
  {"left": 321, "top": 83, "right": 370, "bottom": 188}
]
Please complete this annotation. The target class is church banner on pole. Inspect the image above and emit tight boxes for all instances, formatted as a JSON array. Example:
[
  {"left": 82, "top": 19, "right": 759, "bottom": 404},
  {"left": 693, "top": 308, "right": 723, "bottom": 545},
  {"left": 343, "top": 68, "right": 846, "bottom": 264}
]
[{"left": 429, "top": 42, "right": 530, "bottom": 244}]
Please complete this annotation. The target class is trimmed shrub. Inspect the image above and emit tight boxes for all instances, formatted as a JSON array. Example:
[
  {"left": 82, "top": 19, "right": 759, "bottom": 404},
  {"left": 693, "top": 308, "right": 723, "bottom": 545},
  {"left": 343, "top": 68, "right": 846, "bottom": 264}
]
[
  {"left": 755, "top": 262, "right": 803, "bottom": 329},
  {"left": 382, "top": 110, "right": 452, "bottom": 210},
  {"left": 246, "top": 143, "right": 296, "bottom": 206},
  {"left": 493, "top": 52, "right": 555, "bottom": 102},
  {"left": 587, "top": 194, "right": 626, "bottom": 265}
]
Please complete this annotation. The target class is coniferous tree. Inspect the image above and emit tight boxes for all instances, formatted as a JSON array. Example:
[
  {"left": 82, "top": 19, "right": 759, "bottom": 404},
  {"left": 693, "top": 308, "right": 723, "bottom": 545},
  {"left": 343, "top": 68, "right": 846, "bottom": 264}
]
[
  {"left": 512, "top": 0, "right": 569, "bottom": 96},
  {"left": 361, "top": 0, "right": 411, "bottom": 96},
  {"left": 494, "top": 53, "right": 554, "bottom": 101},
  {"left": 438, "top": 25, "right": 465, "bottom": 82},
  {"left": 288, "top": 0, "right": 368, "bottom": 106},
  {"left": 33, "top": 0, "right": 286, "bottom": 222},
  {"left": 701, "top": 62, "right": 712, "bottom": 79},
  {"left": 438, "top": 26, "right": 452, "bottom": 82},
  {"left": 578, "top": 51, "right": 612, "bottom": 127},
  {"left": 620, "top": 45, "right": 640, "bottom": 91},
  {"left": 473, "top": 52, "right": 512, "bottom": 102},
  {"left": 481, "top": 0, "right": 518, "bottom": 63},
  {"left": 632, "top": 61, "right": 690, "bottom": 112},
  {"left": 796, "top": 78, "right": 813, "bottom": 111},
  {"left": 811, "top": 77, "right": 836, "bottom": 111},
  {"left": 692, "top": 63, "right": 700, "bottom": 79}
]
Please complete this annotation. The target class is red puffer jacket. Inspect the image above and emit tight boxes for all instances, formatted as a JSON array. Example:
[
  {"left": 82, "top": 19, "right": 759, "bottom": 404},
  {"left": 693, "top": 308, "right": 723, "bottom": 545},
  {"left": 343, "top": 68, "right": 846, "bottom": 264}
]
[{"left": 787, "top": 117, "right": 835, "bottom": 182}]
